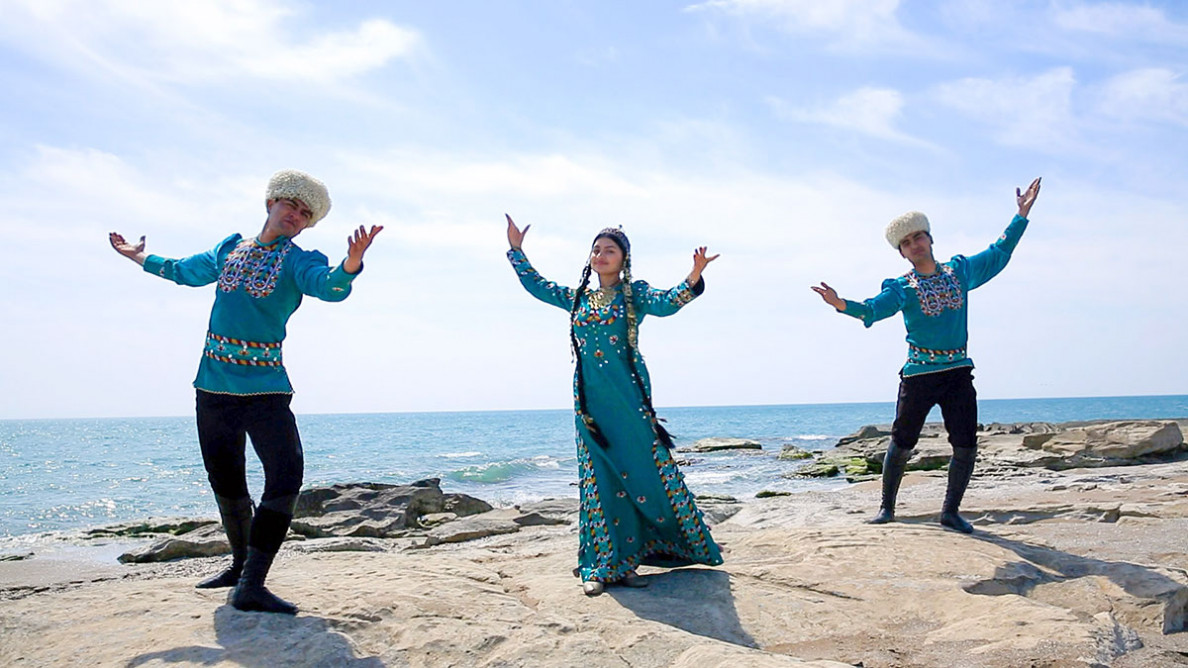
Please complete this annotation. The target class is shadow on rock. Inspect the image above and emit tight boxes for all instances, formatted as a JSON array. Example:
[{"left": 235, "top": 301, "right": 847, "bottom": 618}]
[
  {"left": 609, "top": 567, "right": 758, "bottom": 648},
  {"left": 968, "top": 531, "right": 1188, "bottom": 636},
  {"left": 125, "top": 606, "right": 383, "bottom": 667}
]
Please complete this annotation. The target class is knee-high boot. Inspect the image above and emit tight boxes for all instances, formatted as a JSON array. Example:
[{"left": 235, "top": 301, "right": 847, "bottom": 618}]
[
  {"left": 229, "top": 546, "right": 297, "bottom": 614},
  {"left": 869, "top": 441, "right": 912, "bottom": 524},
  {"left": 196, "top": 495, "right": 253, "bottom": 589},
  {"left": 940, "top": 447, "right": 977, "bottom": 534},
  {"left": 230, "top": 506, "right": 297, "bottom": 614}
]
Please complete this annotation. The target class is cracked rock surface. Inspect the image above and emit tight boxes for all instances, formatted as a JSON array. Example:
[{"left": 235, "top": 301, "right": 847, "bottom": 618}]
[{"left": 3, "top": 422, "right": 1188, "bottom": 667}]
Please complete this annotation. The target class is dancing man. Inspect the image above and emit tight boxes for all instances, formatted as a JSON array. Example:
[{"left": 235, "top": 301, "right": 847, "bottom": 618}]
[
  {"left": 110, "top": 170, "right": 382, "bottom": 613},
  {"left": 811, "top": 178, "right": 1041, "bottom": 533}
]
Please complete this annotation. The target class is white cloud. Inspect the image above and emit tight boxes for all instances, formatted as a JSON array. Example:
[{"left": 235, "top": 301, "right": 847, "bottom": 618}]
[
  {"left": 1095, "top": 67, "right": 1188, "bottom": 126},
  {"left": 1, "top": 140, "right": 1185, "bottom": 417},
  {"left": 685, "top": 0, "right": 917, "bottom": 50},
  {"left": 0, "top": 145, "right": 261, "bottom": 236},
  {"left": 932, "top": 67, "right": 1079, "bottom": 151},
  {"left": 767, "top": 87, "right": 937, "bottom": 148},
  {"left": 0, "top": 0, "right": 421, "bottom": 85},
  {"left": 1052, "top": 1, "right": 1188, "bottom": 43}
]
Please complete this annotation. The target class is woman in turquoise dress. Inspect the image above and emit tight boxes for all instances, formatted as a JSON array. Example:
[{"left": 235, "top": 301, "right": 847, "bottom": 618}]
[{"left": 505, "top": 215, "right": 724, "bottom": 596}]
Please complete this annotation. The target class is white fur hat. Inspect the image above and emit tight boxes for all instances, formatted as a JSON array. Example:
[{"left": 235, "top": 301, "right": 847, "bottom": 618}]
[
  {"left": 266, "top": 169, "right": 331, "bottom": 226},
  {"left": 884, "top": 211, "right": 930, "bottom": 249}
]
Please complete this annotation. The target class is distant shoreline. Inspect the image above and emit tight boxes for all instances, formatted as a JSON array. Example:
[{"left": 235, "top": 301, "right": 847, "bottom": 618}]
[{"left": 3, "top": 393, "right": 1187, "bottom": 422}]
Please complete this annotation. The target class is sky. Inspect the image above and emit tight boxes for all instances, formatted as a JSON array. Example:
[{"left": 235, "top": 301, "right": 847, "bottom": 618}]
[{"left": 0, "top": 0, "right": 1185, "bottom": 419}]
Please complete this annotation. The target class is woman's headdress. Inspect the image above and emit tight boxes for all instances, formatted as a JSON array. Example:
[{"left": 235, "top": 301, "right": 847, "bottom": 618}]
[{"left": 593, "top": 227, "right": 630, "bottom": 255}]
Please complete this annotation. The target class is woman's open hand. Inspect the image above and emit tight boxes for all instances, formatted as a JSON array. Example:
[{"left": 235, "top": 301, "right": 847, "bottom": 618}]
[
  {"left": 687, "top": 246, "right": 720, "bottom": 285},
  {"left": 506, "top": 214, "right": 530, "bottom": 250}
]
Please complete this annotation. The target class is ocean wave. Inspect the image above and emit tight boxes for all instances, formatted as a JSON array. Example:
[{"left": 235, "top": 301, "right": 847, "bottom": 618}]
[
  {"left": 439, "top": 451, "right": 484, "bottom": 459},
  {"left": 447, "top": 456, "right": 566, "bottom": 484},
  {"left": 681, "top": 470, "right": 740, "bottom": 485}
]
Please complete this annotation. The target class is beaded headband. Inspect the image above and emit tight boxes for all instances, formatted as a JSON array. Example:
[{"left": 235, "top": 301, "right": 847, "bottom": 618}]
[{"left": 593, "top": 227, "right": 630, "bottom": 256}]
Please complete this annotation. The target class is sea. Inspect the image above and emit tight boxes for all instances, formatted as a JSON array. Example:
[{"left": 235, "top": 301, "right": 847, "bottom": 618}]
[{"left": 1, "top": 396, "right": 1186, "bottom": 548}]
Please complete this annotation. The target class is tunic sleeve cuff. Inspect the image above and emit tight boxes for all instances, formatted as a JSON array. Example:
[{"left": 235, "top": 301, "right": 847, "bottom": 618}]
[
  {"left": 327, "top": 261, "right": 359, "bottom": 289},
  {"left": 143, "top": 255, "right": 167, "bottom": 277}
]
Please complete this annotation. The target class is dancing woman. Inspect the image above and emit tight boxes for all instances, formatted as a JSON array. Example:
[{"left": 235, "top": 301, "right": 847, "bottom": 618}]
[{"left": 505, "top": 215, "right": 724, "bottom": 596}]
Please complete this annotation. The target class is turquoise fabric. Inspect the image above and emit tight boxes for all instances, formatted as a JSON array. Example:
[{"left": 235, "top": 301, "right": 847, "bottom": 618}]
[
  {"left": 841, "top": 214, "right": 1029, "bottom": 377},
  {"left": 508, "top": 248, "right": 723, "bottom": 582},
  {"left": 144, "top": 233, "right": 358, "bottom": 395}
]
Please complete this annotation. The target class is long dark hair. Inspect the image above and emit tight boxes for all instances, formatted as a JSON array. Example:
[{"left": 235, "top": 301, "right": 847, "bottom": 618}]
[{"left": 570, "top": 229, "right": 675, "bottom": 450}]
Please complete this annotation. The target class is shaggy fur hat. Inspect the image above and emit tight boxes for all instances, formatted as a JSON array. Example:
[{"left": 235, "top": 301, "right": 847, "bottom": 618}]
[
  {"left": 266, "top": 169, "right": 331, "bottom": 226},
  {"left": 884, "top": 211, "right": 930, "bottom": 249}
]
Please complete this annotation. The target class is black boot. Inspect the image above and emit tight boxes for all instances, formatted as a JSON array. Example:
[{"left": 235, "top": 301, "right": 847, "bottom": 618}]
[
  {"left": 869, "top": 441, "right": 912, "bottom": 524},
  {"left": 940, "top": 447, "right": 976, "bottom": 534},
  {"left": 230, "top": 547, "right": 297, "bottom": 615},
  {"left": 196, "top": 495, "right": 253, "bottom": 589}
]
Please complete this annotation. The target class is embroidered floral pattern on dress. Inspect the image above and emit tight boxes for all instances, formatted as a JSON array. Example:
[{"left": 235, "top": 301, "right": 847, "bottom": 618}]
[
  {"left": 574, "top": 304, "right": 623, "bottom": 328},
  {"left": 904, "top": 263, "right": 963, "bottom": 317},
  {"left": 573, "top": 419, "right": 723, "bottom": 583},
  {"left": 668, "top": 283, "right": 697, "bottom": 307},
  {"left": 576, "top": 435, "right": 617, "bottom": 581},
  {"left": 508, "top": 250, "right": 575, "bottom": 304},
  {"left": 218, "top": 238, "right": 293, "bottom": 298}
]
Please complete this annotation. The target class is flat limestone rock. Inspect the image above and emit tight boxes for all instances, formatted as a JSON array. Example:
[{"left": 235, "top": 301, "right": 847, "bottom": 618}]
[
  {"left": 117, "top": 523, "right": 229, "bottom": 564},
  {"left": 683, "top": 437, "right": 763, "bottom": 453},
  {"left": 286, "top": 537, "right": 391, "bottom": 554},
  {"left": 8, "top": 424, "right": 1188, "bottom": 667},
  {"left": 802, "top": 420, "right": 1187, "bottom": 480},
  {"left": 419, "top": 507, "right": 571, "bottom": 547}
]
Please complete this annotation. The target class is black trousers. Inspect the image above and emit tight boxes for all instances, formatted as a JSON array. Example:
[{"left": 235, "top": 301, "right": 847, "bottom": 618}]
[
  {"left": 891, "top": 366, "right": 977, "bottom": 452},
  {"left": 195, "top": 390, "right": 303, "bottom": 554}
]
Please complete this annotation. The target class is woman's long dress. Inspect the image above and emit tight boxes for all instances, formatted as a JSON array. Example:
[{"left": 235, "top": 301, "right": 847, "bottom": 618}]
[{"left": 508, "top": 248, "right": 724, "bottom": 582}]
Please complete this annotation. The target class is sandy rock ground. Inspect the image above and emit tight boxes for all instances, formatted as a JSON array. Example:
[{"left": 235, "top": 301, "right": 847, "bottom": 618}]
[{"left": 3, "top": 441, "right": 1188, "bottom": 666}]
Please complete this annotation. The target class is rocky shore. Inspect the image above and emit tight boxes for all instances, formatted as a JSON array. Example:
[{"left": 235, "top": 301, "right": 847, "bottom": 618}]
[{"left": 2, "top": 419, "right": 1188, "bottom": 667}]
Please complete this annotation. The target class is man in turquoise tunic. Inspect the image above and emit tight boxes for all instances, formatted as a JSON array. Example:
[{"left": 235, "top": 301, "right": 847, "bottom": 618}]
[
  {"left": 812, "top": 178, "right": 1041, "bottom": 533},
  {"left": 109, "top": 170, "right": 382, "bottom": 614}
]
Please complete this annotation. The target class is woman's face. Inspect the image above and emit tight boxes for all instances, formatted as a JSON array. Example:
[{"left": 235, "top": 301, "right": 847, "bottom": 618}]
[{"left": 590, "top": 237, "right": 625, "bottom": 275}]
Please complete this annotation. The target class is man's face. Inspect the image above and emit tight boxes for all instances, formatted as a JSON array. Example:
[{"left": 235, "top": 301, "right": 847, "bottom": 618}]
[
  {"left": 265, "top": 197, "right": 314, "bottom": 238},
  {"left": 898, "top": 230, "right": 933, "bottom": 263}
]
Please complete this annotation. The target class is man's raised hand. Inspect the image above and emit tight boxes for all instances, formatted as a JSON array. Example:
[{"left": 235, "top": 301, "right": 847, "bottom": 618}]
[
  {"left": 109, "top": 232, "right": 147, "bottom": 265},
  {"left": 811, "top": 282, "right": 846, "bottom": 311},
  {"left": 1017, "top": 177, "right": 1041, "bottom": 218}
]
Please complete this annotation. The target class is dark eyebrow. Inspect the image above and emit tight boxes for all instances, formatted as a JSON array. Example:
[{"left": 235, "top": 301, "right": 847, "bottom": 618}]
[{"left": 285, "top": 198, "right": 312, "bottom": 218}]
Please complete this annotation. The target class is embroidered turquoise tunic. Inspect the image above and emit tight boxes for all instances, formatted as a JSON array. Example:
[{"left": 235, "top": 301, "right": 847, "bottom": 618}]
[
  {"left": 840, "top": 214, "right": 1029, "bottom": 377},
  {"left": 143, "top": 233, "right": 359, "bottom": 395},
  {"left": 508, "top": 248, "right": 724, "bottom": 582}
]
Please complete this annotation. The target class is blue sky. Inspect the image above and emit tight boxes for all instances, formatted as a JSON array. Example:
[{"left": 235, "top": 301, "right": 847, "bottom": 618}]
[{"left": 0, "top": 0, "right": 1184, "bottom": 419}]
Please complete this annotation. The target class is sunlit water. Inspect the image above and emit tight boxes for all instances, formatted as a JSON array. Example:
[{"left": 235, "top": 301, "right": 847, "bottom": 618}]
[{"left": 2, "top": 396, "right": 1185, "bottom": 543}]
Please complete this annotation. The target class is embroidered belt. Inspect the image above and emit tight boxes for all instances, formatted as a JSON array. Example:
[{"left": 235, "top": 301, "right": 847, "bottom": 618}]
[
  {"left": 908, "top": 344, "right": 967, "bottom": 364},
  {"left": 204, "top": 332, "right": 283, "bottom": 367}
]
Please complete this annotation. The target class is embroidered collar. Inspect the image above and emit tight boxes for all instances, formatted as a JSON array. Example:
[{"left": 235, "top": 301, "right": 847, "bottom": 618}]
[{"left": 904, "top": 263, "right": 954, "bottom": 290}]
